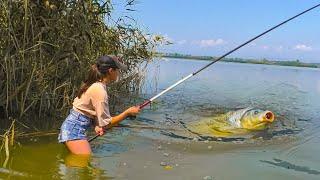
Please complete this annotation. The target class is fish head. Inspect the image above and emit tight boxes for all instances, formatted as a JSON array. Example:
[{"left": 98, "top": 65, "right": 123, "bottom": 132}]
[{"left": 240, "top": 109, "right": 275, "bottom": 130}]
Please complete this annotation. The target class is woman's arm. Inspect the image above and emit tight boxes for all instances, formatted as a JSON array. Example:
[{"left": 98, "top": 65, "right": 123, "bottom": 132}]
[
  {"left": 95, "top": 106, "right": 140, "bottom": 135},
  {"left": 107, "top": 106, "right": 140, "bottom": 127},
  {"left": 108, "top": 111, "right": 129, "bottom": 127}
]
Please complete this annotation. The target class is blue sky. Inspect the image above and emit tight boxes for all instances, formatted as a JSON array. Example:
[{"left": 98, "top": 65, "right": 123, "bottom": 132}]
[{"left": 113, "top": 1, "right": 320, "bottom": 63}]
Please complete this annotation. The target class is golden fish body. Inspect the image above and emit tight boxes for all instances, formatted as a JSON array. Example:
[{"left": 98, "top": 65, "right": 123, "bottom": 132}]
[{"left": 187, "top": 108, "right": 275, "bottom": 137}]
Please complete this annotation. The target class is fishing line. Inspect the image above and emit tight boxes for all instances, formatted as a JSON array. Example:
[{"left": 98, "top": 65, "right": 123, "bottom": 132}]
[
  {"left": 164, "top": 81, "right": 198, "bottom": 138},
  {"left": 89, "top": 3, "right": 320, "bottom": 142}
]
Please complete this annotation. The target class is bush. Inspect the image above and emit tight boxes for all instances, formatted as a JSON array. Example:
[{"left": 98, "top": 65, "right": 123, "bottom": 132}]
[{"left": 0, "top": 0, "right": 160, "bottom": 130}]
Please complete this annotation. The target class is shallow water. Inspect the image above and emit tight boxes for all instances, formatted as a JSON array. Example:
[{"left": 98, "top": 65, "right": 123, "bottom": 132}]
[{"left": 1, "top": 58, "right": 320, "bottom": 179}]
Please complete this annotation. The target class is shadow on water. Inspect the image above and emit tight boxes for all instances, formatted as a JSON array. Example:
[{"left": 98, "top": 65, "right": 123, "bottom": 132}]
[{"left": 260, "top": 158, "right": 320, "bottom": 175}]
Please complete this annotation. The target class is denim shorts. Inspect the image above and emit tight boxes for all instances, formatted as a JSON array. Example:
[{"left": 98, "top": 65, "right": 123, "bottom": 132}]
[{"left": 58, "top": 109, "right": 93, "bottom": 143}]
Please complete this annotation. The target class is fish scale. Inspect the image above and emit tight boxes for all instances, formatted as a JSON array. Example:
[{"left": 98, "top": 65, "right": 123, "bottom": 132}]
[{"left": 227, "top": 107, "right": 254, "bottom": 128}]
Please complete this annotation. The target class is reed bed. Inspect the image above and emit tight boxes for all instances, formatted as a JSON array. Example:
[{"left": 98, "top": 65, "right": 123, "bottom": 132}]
[{"left": 0, "top": 0, "right": 164, "bottom": 133}]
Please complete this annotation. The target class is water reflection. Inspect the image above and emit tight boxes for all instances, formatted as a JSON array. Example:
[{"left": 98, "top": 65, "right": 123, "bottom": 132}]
[
  {"left": 0, "top": 136, "right": 113, "bottom": 179},
  {"left": 58, "top": 153, "right": 110, "bottom": 179},
  {"left": 64, "top": 154, "right": 90, "bottom": 168}
]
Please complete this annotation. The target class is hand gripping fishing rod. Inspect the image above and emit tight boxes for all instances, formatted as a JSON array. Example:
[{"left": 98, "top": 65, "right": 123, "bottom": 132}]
[{"left": 89, "top": 3, "right": 320, "bottom": 142}]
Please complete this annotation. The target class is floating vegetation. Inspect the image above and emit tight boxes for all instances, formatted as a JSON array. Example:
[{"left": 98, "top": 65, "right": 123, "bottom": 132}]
[{"left": 0, "top": 0, "right": 164, "bottom": 131}]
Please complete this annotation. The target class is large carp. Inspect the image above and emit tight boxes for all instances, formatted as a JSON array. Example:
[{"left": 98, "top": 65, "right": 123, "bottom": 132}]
[{"left": 187, "top": 107, "right": 275, "bottom": 137}]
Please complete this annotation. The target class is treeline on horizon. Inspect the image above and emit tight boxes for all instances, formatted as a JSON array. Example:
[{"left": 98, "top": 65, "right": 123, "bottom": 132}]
[{"left": 160, "top": 53, "right": 320, "bottom": 68}]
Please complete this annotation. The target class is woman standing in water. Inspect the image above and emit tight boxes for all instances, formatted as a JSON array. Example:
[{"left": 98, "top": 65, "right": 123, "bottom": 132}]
[{"left": 58, "top": 55, "right": 140, "bottom": 154}]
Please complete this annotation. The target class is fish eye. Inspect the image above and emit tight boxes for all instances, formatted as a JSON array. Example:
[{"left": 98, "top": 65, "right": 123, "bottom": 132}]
[{"left": 254, "top": 110, "right": 259, "bottom": 115}]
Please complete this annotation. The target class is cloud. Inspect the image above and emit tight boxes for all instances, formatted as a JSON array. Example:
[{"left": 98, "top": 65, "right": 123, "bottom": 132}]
[
  {"left": 275, "top": 45, "right": 283, "bottom": 52},
  {"left": 176, "top": 40, "right": 187, "bottom": 45},
  {"left": 293, "top": 44, "right": 312, "bottom": 51},
  {"left": 196, "top": 39, "right": 225, "bottom": 47},
  {"left": 261, "top": 45, "right": 269, "bottom": 50}
]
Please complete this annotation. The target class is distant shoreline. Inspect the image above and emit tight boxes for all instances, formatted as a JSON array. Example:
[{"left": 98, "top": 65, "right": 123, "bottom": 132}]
[{"left": 159, "top": 53, "right": 320, "bottom": 69}]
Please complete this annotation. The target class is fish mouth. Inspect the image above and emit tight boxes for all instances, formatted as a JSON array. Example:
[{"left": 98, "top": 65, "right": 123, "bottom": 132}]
[{"left": 263, "top": 111, "right": 275, "bottom": 123}]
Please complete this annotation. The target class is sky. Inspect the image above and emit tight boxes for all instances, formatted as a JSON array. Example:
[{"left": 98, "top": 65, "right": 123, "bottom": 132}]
[{"left": 113, "top": 1, "right": 320, "bottom": 63}]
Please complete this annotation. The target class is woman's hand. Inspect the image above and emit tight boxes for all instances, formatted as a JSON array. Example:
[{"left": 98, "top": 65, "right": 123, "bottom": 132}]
[
  {"left": 125, "top": 106, "right": 141, "bottom": 117},
  {"left": 95, "top": 126, "right": 105, "bottom": 136}
]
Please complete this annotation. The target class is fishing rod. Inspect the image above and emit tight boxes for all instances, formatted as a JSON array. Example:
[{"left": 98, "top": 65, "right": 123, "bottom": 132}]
[{"left": 89, "top": 3, "right": 320, "bottom": 142}]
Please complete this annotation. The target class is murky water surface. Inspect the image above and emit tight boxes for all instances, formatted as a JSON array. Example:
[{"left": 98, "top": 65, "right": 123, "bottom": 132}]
[{"left": 1, "top": 58, "right": 320, "bottom": 179}]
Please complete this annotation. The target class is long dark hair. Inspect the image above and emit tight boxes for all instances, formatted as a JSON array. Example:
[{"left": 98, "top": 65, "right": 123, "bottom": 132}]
[
  {"left": 77, "top": 64, "right": 107, "bottom": 98},
  {"left": 77, "top": 55, "right": 122, "bottom": 98}
]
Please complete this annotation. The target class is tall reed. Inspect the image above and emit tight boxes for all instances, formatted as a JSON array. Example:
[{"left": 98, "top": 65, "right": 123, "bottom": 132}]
[{"left": 0, "top": 0, "right": 164, "bottom": 131}]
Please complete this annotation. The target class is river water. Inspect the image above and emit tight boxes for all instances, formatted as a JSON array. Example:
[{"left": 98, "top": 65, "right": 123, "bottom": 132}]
[{"left": 1, "top": 58, "right": 319, "bottom": 179}]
